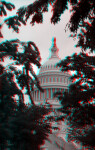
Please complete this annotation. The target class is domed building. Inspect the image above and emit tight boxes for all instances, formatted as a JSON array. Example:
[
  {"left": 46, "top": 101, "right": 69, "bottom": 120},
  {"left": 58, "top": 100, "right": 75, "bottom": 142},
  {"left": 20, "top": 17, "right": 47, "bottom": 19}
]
[
  {"left": 32, "top": 38, "right": 79, "bottom": 150},
  {"left": 32, "top": 37, "right": 70, "bottom": 107}
]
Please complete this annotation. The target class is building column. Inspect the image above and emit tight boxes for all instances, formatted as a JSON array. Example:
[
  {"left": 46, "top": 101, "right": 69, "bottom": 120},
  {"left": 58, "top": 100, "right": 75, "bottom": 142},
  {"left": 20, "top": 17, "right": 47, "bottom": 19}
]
[
  {"left": 45, "top": 89, "right": 46, "bottom": 99},
  {"left": 40, "top": 91, "right": 41, "bottom": 100},
  {"left": 48, "top": 89, "right": 50, "bottom": 99},
  {"left": 52, "top": 88, "right": 54, "bottom": 98},
  {"left": 47, "top": 89, "right": 49, "bottom": 99},
  {"left": 43, "top": 91, "right": 45, "bottom": 100},
  {"left": 51, "top": 88, "right": 53, "bottom": 99}
]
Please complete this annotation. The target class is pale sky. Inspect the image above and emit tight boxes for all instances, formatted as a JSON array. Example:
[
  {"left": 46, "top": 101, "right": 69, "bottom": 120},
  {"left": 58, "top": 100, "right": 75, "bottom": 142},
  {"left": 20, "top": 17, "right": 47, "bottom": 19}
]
[{"left": 1, "top": 0, "right": 81, "bottom": 73}]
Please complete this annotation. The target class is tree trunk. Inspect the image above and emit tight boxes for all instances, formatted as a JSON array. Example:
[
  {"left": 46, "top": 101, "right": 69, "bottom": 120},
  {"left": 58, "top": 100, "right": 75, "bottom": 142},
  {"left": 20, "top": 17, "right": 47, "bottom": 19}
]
[{"left": 25, "top": 66, "right": 35, "bottom": 105}]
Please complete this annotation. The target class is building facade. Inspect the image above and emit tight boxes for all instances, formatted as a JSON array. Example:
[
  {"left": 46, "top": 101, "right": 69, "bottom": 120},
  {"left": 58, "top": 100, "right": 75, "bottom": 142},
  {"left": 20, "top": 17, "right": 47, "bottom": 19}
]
[{"left": 32, "top": 37, "right": 70, "bottom": 106}]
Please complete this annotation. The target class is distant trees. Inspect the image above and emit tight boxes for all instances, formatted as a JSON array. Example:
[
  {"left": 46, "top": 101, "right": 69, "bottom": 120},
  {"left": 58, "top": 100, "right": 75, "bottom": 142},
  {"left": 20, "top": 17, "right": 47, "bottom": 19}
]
[{"left": 0, "top": 1, "right": 51, "bottom": 149}]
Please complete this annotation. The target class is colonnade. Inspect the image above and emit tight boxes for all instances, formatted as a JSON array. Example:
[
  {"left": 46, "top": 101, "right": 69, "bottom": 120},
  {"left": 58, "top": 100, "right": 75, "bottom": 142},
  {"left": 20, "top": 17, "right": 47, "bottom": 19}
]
[
  {"left": 32, "top": 88, "right": 66, "bottom": 101},
  {"left": 39, "top": 76, "right": 69, "bottom": 84}
]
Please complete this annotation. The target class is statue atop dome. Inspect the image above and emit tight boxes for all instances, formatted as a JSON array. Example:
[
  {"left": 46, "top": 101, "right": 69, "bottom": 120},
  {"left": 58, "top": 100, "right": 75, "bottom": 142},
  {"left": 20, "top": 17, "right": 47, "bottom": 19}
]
[
  {"left": 50, "top": 37, "right": 59, "bottom": 59},
  {"left": 53, "top": 37, "right": 56, "bottom": 47}
]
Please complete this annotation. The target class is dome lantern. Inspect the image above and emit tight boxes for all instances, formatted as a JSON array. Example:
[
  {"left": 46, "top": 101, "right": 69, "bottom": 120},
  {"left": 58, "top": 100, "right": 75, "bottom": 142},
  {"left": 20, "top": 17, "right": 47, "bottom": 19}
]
[
  {"left": 50, "top": 37, "right": 59, "bottom": 59},
  {"left": 39, "top": 37, "right": 60, "bottom": 74}
]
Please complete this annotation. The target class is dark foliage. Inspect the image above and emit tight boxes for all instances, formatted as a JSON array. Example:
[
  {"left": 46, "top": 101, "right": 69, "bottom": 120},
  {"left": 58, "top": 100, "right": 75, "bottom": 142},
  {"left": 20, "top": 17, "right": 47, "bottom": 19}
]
[
  {"left": 0, "top": 39, "right": 43, "bottom": 104},
  {"left": 31, "top": 12, "right": 43, "bottom": 25},
  {"left": 4, "top": 15, "right": 26, "bottom": 33},
  {"left": 0, "top": 1, "right": 51, "bottom": 149},
  {"left": 75, "top": 18, "right": 95, "bottom": 52},
  {"left": 0, "top": 63, "right": 50, "bottom": 149},
  {"left": 56, "top": 53, "right": 95, "bottom": 148},
  {"left": 0, "top": 25, "right": 3, "bottom": 38},
  {"left": 0, "top": 64, "right": 21, "bottom": 149},
  {"left": 14, "top": 0, "right": 95, "bottom": 52},
  {"left": 1, "top": 0, "right": 94, "bottom": 51},
  {"left": 8, "top": 105, "right": 51, "bottom": 150},
  {"left": 0, "top": 1, "right": 15, "bottom": 16}
]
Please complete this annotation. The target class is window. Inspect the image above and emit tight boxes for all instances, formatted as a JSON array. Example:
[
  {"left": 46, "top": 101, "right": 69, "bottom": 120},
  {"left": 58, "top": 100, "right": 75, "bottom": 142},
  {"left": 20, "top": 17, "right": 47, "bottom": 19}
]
[{"left": 47, "top": 89, "right": 49, "bottom": 98}]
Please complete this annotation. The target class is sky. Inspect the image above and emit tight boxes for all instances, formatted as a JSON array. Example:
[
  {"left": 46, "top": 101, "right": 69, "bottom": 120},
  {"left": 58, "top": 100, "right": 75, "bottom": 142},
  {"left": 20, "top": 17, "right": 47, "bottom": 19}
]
[{"left": 1, "top": 0, "right": 81, "bottom": 73}]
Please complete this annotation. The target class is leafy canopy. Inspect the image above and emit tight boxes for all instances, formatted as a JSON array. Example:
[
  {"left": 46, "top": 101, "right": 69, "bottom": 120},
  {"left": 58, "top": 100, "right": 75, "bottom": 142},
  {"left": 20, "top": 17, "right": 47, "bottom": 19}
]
[{"left": 55, "top": 52, "right": 95, "bottom": 148}]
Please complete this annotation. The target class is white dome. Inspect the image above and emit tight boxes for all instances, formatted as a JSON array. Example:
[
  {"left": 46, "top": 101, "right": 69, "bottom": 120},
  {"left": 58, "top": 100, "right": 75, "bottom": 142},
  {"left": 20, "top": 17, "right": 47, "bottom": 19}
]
[
  {"left": 39, "top": 57, "right": 61, "bottom": 74},
  {"left": 32, "top": 38, "right": 70, "bottom": 102},
  {"left": 39, "top": 37, "right": 61, "bottom": 74},
  {"left": 43, "top": 57, "right": 60, "bottom": 66}
]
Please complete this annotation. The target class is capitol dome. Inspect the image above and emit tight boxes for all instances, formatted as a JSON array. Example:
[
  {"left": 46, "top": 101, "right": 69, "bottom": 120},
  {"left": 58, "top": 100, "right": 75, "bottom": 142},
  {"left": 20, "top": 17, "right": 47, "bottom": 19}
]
[
  {"left": 32, "top": 38, "right": 70, "bottom": 105},
  {"left": 39, "top": 37, "right": 60, "bottom": 75}
]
